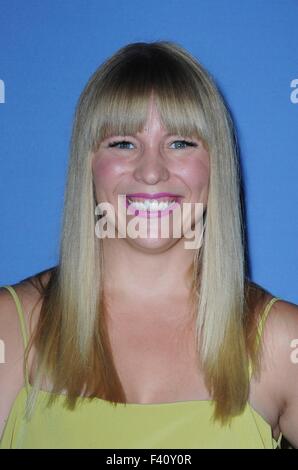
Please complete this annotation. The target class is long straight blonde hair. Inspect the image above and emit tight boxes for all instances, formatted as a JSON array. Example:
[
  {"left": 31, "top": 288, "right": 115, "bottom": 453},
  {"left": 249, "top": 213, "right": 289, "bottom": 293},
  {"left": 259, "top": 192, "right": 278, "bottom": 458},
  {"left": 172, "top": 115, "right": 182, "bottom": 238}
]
[{"left": 25, "top": 41, "right": 268, "bottom": 423}]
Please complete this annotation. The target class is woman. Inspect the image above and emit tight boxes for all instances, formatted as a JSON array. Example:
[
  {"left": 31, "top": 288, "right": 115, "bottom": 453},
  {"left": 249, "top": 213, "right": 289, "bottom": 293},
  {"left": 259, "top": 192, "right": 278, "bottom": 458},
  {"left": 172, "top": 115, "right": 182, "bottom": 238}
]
[{"left": 0, "top": 41, "right": 297, "bottom": 449}]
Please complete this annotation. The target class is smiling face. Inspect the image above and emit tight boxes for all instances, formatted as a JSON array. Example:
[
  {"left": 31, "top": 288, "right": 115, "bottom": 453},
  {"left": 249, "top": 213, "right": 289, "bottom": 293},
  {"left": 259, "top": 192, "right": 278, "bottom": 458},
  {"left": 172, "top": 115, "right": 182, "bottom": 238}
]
[{"left": 92, "top": 98, "right": 210, "bottom": 252}]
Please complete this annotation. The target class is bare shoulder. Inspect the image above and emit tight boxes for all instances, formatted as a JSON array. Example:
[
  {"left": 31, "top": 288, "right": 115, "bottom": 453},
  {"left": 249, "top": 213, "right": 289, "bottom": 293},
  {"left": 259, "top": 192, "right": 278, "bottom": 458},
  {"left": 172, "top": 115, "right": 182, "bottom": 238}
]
[
  {"left": 260, "top": 294, "right": 298, "bottom": 447},
  {"left": 0, "top": 268, "right": 54, "bottom": 439},
  {"left": 258, "top": 292, "right": 298, "bottom": 347}
]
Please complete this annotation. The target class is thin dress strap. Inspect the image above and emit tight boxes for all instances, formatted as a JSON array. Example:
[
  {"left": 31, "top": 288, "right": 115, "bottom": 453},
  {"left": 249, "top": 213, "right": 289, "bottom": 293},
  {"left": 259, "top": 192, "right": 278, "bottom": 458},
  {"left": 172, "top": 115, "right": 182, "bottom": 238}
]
[
  {"left": 3, "top": 285, "right": 30, "bottom": 393},
  {"left": 248, "top": 296, "right": 280, "bottom": 380},
  {"left": 247, "top": 296, "right": 282, "bottom": 448}
]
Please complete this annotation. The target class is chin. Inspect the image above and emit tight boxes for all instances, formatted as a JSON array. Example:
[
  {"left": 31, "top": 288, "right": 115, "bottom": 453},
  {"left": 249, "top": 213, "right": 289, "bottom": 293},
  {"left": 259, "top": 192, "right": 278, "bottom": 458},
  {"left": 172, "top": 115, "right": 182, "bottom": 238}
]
[{"left": 125, "top": 235, "right": 180, "bottom": 253}]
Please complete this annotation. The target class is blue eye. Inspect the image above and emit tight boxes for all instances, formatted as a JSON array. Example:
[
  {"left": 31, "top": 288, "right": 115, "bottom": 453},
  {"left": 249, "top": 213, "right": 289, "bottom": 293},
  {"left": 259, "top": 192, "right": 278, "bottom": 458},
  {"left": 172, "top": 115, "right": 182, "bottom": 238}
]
[
  {"left": 170, "top": 140, "right": 198, "bottom": 149},
  {"left": 108, "top": 140, "right": 134, "bottom": 149}
]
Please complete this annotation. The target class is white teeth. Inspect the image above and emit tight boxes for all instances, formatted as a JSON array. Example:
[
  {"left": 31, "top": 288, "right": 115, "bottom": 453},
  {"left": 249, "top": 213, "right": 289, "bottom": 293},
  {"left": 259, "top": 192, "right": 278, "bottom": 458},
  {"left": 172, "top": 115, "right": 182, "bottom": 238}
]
[{"left": 127, "top": 198, "right": 177, "bottom": 211}]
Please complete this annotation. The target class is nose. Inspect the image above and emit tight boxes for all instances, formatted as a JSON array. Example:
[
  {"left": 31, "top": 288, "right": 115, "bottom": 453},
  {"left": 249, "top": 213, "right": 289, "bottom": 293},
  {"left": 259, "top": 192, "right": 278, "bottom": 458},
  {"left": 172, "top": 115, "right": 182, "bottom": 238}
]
[{"left": 132, "top": 144, "right": 170, "bottom": 185}]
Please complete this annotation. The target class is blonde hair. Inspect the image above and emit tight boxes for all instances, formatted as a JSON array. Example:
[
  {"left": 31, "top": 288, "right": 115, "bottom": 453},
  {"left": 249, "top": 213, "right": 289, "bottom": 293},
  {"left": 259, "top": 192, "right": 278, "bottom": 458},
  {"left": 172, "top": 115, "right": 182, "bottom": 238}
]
[{"left": 25, "top": 41, "right": 267, "bottom": 423}]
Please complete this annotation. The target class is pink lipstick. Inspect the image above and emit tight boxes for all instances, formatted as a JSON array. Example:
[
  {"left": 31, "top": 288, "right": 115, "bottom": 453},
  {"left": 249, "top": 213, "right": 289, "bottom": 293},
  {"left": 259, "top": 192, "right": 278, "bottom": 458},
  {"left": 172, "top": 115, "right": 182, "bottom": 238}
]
[
  {"left": 125, "top": 193, "right": 183, "bottom": 218},
  {"left": 126, "top": 192, "right": 182, "bottom": 199}
]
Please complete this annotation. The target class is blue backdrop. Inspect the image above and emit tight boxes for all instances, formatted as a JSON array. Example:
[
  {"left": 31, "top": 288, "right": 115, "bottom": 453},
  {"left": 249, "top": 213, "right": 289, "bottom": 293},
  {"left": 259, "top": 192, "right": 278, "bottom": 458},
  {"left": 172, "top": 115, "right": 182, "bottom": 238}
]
[{"left": 0, "top": 0, "right": 297, "bottom": 303}]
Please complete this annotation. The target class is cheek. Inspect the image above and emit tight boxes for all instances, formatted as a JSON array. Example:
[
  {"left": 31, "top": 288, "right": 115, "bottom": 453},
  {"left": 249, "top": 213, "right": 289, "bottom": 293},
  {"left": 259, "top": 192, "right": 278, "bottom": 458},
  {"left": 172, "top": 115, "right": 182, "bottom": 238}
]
[
  {"left": 179, "top": 158, "right": 210, "bottom": 193},
  {"left": 92, "top": 155, "right": 125, "bottom": 190}
]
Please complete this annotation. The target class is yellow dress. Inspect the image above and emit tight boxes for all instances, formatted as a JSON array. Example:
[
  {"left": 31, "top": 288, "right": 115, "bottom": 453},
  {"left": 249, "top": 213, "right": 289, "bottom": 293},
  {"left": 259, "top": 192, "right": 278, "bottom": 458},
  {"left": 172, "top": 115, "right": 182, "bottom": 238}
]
[{"left": 0, "top": 285, "right": 282, "bottom": 449}]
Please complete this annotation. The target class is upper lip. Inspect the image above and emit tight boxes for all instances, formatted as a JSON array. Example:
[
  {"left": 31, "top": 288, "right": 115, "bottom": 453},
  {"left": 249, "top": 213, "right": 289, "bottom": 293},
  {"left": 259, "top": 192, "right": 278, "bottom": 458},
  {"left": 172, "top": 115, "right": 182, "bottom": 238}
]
[{"left": 126, "top": 192, "right": 182, "bottom": 199}]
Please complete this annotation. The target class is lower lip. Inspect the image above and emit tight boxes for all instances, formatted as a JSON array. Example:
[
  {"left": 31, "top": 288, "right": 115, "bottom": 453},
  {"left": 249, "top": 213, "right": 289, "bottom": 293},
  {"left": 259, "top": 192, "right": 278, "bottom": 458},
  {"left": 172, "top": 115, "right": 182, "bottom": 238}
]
[{"left": 125, "top": 199, "right": 181, "bottom": 218}]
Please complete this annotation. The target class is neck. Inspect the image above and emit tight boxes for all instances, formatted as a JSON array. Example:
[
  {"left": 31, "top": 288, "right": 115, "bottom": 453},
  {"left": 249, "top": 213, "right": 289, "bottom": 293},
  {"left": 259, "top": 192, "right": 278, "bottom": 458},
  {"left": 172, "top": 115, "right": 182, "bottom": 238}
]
[{"left": 101, "top": 237, "right": 198, "bottom": 313}]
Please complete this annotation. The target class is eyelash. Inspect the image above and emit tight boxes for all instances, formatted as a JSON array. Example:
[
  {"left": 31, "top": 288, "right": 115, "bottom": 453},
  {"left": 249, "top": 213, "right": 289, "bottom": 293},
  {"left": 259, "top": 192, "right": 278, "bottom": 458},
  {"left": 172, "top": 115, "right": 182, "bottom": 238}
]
[
  {"left": 170, "top": 140, "right": 198, "bottom": 149},
  {"left": 108, "top": 140, "right": 134, "bottom": 149},
  {"left": 108, "top": 139, "right": 198, "bottom": 149}
]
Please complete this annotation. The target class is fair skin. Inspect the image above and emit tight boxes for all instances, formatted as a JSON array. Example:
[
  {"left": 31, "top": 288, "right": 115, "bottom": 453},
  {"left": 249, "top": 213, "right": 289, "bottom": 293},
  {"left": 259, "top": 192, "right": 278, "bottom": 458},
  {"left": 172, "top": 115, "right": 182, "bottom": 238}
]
[
  {"left": 91, "top": 98, "right": 210, "bottom": 408},
  {"left": 92, "top": 98, "right": 209, "bottom": 308},
  {"left": 1, "top": 102, "right": 298, "bottom": 447},
  {"left": 91, "top": 99, "right": 210, "bottom": 407}
]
